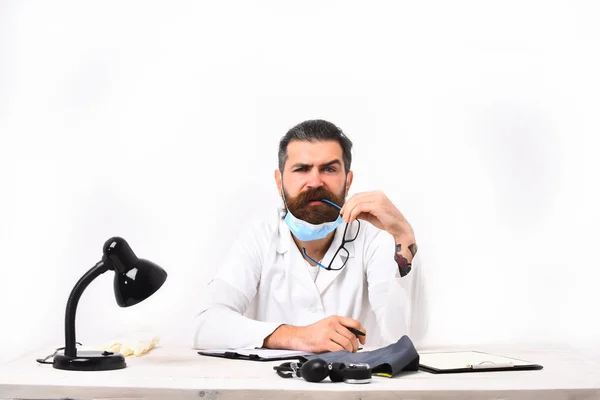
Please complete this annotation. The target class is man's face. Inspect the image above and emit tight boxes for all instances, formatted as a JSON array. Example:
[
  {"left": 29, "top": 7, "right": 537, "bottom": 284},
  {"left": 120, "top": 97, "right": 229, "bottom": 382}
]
[{"left": 277, "top": 140, "right": 352, "bottom": 224}]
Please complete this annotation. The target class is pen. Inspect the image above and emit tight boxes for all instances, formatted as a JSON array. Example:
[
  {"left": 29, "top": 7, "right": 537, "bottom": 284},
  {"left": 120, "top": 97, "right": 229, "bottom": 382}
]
[{"left": 348, "top": 327, "right": 365, "bottom": 337}]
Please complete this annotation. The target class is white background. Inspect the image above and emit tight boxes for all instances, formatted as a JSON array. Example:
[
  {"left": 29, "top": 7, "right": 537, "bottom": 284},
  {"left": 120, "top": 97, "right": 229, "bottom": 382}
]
[{"left": 1, "top": 1, "right": 599, "bottom": 364}]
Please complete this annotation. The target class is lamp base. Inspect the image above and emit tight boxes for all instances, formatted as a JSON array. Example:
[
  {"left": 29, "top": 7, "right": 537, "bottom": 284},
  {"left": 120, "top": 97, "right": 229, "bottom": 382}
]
[{"left": 53, "top": 350, "right": 126, "bottom": 371}]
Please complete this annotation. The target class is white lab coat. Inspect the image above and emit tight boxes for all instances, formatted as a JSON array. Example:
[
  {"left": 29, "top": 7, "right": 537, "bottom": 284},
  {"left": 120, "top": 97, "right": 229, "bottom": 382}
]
[{"left": 192, "top": 209, "right": 420, "bottom": 349}]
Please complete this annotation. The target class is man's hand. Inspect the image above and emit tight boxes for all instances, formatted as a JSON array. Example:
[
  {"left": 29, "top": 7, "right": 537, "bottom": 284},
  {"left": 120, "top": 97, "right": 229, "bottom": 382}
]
[
  {"left": 340, "top": 191, "right": 415, "bottom": 258},
  {"left": 340, "top": 191, "right": 413, "bottom": 239},
  {"left": 263, "top": 316, "right": 366, "bottom": 353}
]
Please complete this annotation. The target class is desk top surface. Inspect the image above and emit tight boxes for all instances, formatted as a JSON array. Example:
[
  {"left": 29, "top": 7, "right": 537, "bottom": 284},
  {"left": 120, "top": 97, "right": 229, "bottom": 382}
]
[{"left": 1, "top": 343, "right": 599, "bottom": 400}]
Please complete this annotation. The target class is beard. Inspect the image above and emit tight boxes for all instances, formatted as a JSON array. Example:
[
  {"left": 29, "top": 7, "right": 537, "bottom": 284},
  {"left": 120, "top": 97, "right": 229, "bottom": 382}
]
[{"left": 283, "top": 185, "right": 346, "bottom": 225}]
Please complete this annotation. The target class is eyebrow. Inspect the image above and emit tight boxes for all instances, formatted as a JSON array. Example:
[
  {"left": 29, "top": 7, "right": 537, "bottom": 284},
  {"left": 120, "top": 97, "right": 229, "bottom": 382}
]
[{"left": 291, "top": 159, "right": 342, "bottom": 170}]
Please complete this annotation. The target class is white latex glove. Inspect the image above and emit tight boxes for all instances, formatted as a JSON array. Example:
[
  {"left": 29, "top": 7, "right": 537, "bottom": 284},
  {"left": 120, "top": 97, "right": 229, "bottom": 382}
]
[{"left": 99, "top": 333, "right": 160, "bottom": 357}]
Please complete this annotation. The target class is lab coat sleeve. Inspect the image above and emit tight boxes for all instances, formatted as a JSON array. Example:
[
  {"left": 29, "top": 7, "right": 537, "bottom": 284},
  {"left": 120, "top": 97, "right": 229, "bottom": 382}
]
[
  {"left": 192, "top": 222, "right": 282, "bottom": 350},
  {"left": 365, "top": 228, "right": 424, "bottom": 345}
]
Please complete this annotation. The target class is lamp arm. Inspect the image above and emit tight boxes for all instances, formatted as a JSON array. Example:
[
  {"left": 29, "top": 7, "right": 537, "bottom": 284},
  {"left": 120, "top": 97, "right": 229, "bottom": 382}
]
[{"left": 64, "top": 260, "right": 110, "bottom": 357}]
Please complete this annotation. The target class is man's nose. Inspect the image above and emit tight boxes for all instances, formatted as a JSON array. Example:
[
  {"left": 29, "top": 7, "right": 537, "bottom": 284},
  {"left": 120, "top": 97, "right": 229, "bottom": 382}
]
[{"left": 306, "top": 168, "right": 323, "bottom": 188}]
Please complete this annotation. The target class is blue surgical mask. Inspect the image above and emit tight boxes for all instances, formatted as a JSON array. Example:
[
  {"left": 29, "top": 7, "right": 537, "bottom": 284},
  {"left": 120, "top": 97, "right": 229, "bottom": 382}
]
[{"left": 283, "top": 198, "right": 343, "bottom": 241}]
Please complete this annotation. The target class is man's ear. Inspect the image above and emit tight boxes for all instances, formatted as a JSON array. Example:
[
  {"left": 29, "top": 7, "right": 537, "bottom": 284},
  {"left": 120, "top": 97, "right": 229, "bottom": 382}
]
[
  {"left": 345, "top": 170, "right": 354, "bottom": 196},
  {"left": 274, "top": 169, "right": 283, "bottom": 195}
]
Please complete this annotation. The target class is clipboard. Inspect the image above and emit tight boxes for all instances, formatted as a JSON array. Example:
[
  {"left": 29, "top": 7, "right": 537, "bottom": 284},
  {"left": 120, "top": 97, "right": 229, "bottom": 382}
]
[
  {"left": 418, "top": 351, "right": 544, "bottom": 374},
  {"left": 198, "top": 348, "right": 314, "bottom": 362}
]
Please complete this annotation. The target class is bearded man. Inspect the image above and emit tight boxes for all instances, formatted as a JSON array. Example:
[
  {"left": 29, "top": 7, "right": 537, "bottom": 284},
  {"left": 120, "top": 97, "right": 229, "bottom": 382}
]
[{"left": 193, "top": 119, "right": 419, "bottom": 352}]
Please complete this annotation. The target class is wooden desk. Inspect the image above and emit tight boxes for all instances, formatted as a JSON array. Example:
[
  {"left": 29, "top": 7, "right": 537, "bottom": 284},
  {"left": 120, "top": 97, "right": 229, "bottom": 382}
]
[{"left": 1, "top": 345, "right": 599, "bottom": 399}]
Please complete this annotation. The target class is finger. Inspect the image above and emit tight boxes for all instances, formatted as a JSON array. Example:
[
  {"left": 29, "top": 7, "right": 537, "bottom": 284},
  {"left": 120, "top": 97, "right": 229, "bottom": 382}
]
[
  {"left": 325, "top": 340, "right": 345, "bottom": 353},
  {"left": 338, "top": 317, "right": 367, "bottom": 342},
  {"left": 331, "top": 331, "right": 355, "bottom": 352},
  {"left": 340, "top": 317, "right": 367, "bottom": 344},
  {"left": 335, "top": 325, "right": 358, "bottom": 353},
  {"left": 337, "top": 316, "right": 363, "bottom": 330},
  {"left": 340, "top": 192, "right": 375, "bottom": 216},
  {"left": 346, "top": 201, "right": 376, "bottom": 223},
  {"left": 358, "top": 334, "right": 366, "bottom": 345},
  {"left": 341, "top": 200, "right": 362, "bottom": 223},
  {"left": 348, "top": 203, "right": 371, "bottom": 223}
]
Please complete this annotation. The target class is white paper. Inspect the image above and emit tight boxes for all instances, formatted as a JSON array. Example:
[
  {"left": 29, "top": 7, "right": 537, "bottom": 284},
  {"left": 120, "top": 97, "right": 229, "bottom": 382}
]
[
  {"left": 200, "top": 348, "right": 315, "bottom": 359},
  {"left": 419, "top": 351, "right": 534, "bottom": 370}
]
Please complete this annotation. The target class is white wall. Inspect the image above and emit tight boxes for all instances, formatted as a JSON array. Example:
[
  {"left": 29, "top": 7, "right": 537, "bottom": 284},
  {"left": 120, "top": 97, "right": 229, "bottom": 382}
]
[{"left": 1, "top": 0, "right": 599, "bottom": 364}]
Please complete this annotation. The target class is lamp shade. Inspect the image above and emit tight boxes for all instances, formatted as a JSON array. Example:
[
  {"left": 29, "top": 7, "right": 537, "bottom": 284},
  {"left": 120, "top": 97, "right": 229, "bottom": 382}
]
[{"left": 103, "top": 237, "right": 168, "bottom": 307}]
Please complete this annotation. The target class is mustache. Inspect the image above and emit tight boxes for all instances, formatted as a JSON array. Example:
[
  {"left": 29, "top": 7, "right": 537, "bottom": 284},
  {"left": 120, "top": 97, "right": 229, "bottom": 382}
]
[
  {"left": 293, "top": 187, "right": 340, "bottom": 207},
  {"left": 284, "top": 186, "right": 345, "bottom": 225}
]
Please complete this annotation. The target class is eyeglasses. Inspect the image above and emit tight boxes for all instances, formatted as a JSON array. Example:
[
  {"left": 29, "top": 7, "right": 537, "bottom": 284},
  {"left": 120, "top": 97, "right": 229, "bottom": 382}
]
[{"left": 302, "top": 220, "right": 361, "bottom": 271}]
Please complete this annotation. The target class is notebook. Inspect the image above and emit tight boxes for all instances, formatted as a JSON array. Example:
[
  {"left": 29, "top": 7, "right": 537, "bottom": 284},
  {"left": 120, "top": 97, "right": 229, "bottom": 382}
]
[
  {"left": 198, "top": 348, "right": 315, "bottom": 361},
  {"left": 419, "top": 350, "right": 543, "bottom": 374}
]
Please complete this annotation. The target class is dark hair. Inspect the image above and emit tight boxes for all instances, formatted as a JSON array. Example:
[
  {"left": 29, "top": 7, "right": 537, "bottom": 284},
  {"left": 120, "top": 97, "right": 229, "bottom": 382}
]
[{"left": 278, "top": 119, "right": 353, "bottom": 173}]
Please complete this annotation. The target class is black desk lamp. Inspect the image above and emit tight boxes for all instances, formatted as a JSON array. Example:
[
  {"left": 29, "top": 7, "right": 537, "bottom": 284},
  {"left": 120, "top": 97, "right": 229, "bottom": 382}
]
[{"left": 52, "top": 237, "right": 167, "bottom": 371}]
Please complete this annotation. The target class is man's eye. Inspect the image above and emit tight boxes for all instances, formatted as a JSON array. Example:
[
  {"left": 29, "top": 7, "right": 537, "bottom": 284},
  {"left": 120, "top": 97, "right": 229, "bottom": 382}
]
[
  {"left": 324, "top": 167, "right": 336, "bottom": 172},
  {"left": 294, "top": 167, "right": 308, "bottom": 172}
]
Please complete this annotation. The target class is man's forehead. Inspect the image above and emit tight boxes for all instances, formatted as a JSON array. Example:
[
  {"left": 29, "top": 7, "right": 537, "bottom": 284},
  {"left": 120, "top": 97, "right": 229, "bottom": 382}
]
[{"left": 286, "top": 140, "right": 343, "bottom": 164}]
